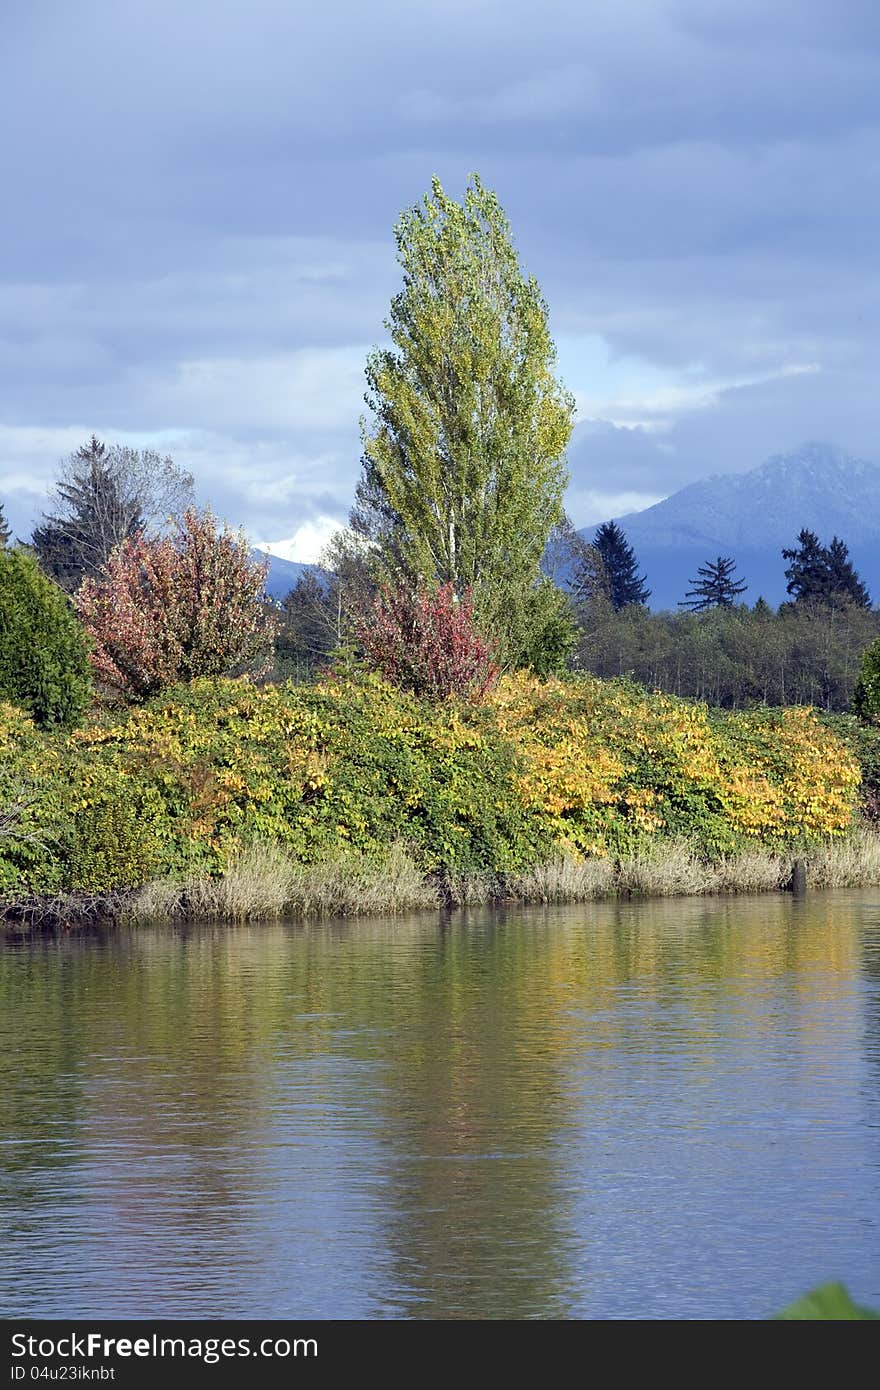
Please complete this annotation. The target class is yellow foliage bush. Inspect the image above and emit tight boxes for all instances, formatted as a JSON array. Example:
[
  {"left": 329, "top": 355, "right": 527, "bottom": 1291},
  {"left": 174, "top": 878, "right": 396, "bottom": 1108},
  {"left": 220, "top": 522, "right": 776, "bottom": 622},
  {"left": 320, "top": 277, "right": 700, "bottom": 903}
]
[
  {"left": 0, "top": 671, "right": 863, "bottom": 898},
  {"left": 488, "top": 673, "right": 859, "bottom": 856}
]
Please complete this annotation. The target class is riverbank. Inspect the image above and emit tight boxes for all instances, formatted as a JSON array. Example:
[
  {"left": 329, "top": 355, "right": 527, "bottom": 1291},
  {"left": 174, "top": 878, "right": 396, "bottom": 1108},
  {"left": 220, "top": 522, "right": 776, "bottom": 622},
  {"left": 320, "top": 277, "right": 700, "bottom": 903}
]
[
  {"left": 2, "top": 670, "right": 876, "bottom": 927},
  {"left": 4, "top": 827, "right": 880, "bottom": 929}
]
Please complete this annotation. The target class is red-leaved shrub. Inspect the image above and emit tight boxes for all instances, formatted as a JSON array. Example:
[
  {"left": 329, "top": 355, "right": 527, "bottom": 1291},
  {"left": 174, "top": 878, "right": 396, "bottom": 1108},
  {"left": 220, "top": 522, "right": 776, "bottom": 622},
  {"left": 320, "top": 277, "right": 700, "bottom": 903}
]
[
  {"left": 354, "top": 582, "right": 499, "bottom": 700},
  {"left": 76, "top": 508, "right": 275, "bottom": 699}
]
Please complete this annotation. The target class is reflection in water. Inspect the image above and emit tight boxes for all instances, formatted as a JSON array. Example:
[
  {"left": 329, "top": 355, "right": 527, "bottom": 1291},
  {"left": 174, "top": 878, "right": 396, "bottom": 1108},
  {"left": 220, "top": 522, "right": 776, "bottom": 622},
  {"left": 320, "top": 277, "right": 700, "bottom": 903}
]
[{"left": 1, "top": 891, "right": 879, "bottom": 1319}]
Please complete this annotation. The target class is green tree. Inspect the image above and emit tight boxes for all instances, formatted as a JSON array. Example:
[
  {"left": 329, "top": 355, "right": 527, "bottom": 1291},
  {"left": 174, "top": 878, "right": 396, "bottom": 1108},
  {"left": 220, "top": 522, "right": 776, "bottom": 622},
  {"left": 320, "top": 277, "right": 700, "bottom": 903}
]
[
  {"left": 782, "top": 528, "right": 827, "bottom": 603},
  {"left": 0, "top": 501, "right": 10, "bottom": 547},
  {"left": 33, "top": 435, "right": 193, "bottom": 593},
  {"left": 854, "top": 635, "right": 880, "bottom": 721},
  {"left": 276, "top": 569, "right": 341, "bottom": 679},
  {"left": 591, "top": 520, "right": 650, "bottom": 610},
  {"left": 782, "top": 529, "right": 870, "bottom": 608},
  {"left": 825, "top": 536, "right": 870, "bottom": 608},
  {"left": 353, "top": 174, "right": 576, "bottom": 670},
  {"left": 680, "top": 556, "right": 747, "bottom": 611},
  {"left": 0, "top": 547, "right": 92, "bottom": 727}
]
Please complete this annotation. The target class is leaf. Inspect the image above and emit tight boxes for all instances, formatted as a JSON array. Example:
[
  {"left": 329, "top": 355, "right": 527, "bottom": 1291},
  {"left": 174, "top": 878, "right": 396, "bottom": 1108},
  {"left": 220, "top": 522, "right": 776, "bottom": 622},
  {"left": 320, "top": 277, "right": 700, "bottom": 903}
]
[{"left": 773, "top": 1283, "right": 880, "bottom": 1320}]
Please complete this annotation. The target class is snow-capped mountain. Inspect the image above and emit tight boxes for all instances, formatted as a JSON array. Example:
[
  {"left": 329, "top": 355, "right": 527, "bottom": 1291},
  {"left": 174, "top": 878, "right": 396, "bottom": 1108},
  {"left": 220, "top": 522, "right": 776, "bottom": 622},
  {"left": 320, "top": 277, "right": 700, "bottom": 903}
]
[{"left": 582, "top": 443, "right": 880, "bottom": 608}]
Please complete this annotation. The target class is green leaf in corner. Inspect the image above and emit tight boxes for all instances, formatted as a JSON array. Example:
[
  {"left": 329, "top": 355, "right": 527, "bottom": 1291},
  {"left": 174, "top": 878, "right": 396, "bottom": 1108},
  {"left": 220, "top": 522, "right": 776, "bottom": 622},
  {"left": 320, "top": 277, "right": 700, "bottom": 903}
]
[{"left": 774, "top": 1282, "right": 880, "bottom": 1320}]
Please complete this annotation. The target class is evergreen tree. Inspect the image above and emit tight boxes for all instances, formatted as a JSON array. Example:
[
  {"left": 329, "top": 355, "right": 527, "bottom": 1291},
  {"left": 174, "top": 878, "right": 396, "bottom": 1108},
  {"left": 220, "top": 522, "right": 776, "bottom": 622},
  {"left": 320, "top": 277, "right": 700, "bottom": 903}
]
[
  {"left": 33, "top": 436, "right": 143, "bottom": 590},
  {"left": 32, "top": 436, "right": 193, "bottom": 593},
  {"left": 0, "top": 501, "right": 10, "bottom": 547},
  {"left": 679, "top": 556, "right": 747, "bottom": 611},
  {"left": 782, "top": 528, "right": 832, "bottom": 604},
  {"left": 782, "top": 529, "right": 871, "bottom": 608},
  {"left": 352, "top": 174, "right": 576, "bottom": 670},
  {"left": 825, "top": 536, "right": 871, "bottom": 608},
  {"left": 592, "top": 520, "right": 650, "bottom": 610},
  {"left": 0, "top": 547, "right": 92, "bottom": 726}
]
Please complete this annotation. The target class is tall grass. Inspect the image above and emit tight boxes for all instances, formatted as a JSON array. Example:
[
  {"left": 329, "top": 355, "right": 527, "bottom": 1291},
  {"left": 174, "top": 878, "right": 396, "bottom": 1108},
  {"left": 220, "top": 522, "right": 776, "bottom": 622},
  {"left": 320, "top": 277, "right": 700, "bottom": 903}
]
[
  {"left": 124, "top": 826, "right": 880, "bottom": 925},
  {"left": 709, "top": 850, "right": 787, "bottom": 894},
  {"left": 615, "top": 841, "right": 710, "bottom": 897},
  {"left": 127, "top": 841, "right": 437, "bottom": 923},
  {"left": 804, "top": 825, "right": 880, "bottom": 888},
  {"left": 507, "top": 852, "right": 615, "bottom": 903}
]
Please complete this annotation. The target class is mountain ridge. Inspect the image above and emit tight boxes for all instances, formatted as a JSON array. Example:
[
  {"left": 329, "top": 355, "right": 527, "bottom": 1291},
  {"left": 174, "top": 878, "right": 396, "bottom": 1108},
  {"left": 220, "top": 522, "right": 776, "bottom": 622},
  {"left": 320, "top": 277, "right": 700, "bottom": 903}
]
[{"left": 579, "top": 442, "right": 880, "bottom": 608}]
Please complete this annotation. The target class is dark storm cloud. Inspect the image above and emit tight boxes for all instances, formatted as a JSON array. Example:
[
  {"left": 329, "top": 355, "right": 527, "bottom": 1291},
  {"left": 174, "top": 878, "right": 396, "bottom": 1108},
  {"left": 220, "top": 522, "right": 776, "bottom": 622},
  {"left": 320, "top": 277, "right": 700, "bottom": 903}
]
[{"left": 1, "top": 0, "right": 878, "bottom": 549}]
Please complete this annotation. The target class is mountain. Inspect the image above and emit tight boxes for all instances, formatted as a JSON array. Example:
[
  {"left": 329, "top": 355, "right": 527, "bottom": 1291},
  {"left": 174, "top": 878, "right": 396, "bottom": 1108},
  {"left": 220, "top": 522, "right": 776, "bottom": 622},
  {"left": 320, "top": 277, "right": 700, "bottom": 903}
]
[
  {"left": 252, "top": 550, "right": 309, "bottom": 601},
  {"left": 580, "top": 443, "right": 880, "bottom": 609}
]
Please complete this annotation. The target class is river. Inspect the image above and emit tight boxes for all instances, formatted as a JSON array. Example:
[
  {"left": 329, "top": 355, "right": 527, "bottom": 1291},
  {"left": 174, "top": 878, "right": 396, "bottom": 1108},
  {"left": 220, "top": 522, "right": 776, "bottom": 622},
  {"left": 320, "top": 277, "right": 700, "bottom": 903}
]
[{"left": 2, "top": 890, "right": 879, "bottom": 1319}]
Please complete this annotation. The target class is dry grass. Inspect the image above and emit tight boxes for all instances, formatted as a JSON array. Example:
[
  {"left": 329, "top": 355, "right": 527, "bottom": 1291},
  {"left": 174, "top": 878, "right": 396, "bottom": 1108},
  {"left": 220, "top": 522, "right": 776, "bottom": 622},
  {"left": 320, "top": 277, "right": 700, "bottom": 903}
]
[
  {"left": 507, "top": 852, "right": 615, "bottom": 903},
  {"left": 708, "top": 850, "right": 788, "bottom": 894},
  {"left": 127, "top": 841, "right": 437, "bottom": 923},
  {"left": 126, "top": 878, "right": 186, "bottom": 922},
  {"left": 616, "top": 841, "right": 711, "bottom": 897},
  {"left": 804, "top": 826, "right": 880, "bottom": 888},
  {"left": 613, "top": 842, "right": 789, "bottom": 897},
  {"left": 115, "top": 825, "right": 880, "bottom": 926},
  {"left": 286, "top": 842, "right": 438, "bottom": 916},
  {"left": 442, "top": 869, "right": 498, "bottom": 908}
]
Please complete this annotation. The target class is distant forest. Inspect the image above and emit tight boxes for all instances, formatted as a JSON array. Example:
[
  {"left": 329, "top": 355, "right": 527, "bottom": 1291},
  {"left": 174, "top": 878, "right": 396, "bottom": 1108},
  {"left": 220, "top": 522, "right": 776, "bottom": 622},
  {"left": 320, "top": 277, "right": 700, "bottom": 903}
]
[
  {"left": 276, "top": 520, "right": 879, "bottom": 712},
  {"left": 571, "top": 522, "right": 876, "bottom": 711},
  {"left": 577, "top": 599, "right": 878, "bottom": 711}
]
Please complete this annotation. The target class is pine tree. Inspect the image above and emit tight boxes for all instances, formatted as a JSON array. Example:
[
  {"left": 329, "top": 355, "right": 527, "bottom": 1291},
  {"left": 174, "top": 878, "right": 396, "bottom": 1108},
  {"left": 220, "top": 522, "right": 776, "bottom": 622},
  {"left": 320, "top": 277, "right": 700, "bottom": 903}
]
[
  {"left": 782, "top": 529, "right": 832, "bottom": 604},
  {"left": 782, "top": 529, "right": 871, "bottom": 608},
  {"left": 32, "top": 436, "right": 193, "bottom": 593},
  {"left": 33, "top": 436, "right": 143, "bottom": 590},
  {"left": 0, "top": 501, "right": 10, "bottom": 547},
  {"left": 824, "top": 536, "right": 870, "bottom": 608},
  {"left": 276, "top": 569, "right": 341, "bottom": 675},
  {"left": 679, "top": 556, "right": 747, "bottom": 611},
  {"left": 352, "top": 174, "right": 576, "bottom": 670},
  {"left": 592, "top": 520, "right": 650, "bottom": 610}
]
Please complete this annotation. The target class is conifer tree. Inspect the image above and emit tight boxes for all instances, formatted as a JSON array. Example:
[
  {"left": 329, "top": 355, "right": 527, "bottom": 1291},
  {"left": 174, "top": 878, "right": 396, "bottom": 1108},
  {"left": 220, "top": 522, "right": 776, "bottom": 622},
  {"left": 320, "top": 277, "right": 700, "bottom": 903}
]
[
  {"left": 680, "top": 556, "right": 747, "bottom": 611},
  {"left": 782, "top": 529, "right": 871, "bottom": 608},
  {"left": 32, "top": 436, "right": 193, "bottom": 592},
  {"left": 782, "top": 529, "right": 831, "bottom": 604},
  {"left": 352, "top": 174, "right": 576, "bottom": 670},
  {"left": 591, "top": 520, "right": 650, "bottom": 610},
  {"left": 276, "top": 569, "right": 341, "bottom": 674},
  {"left": 824, "top": 536, "right": 870, "bottom": 608}
]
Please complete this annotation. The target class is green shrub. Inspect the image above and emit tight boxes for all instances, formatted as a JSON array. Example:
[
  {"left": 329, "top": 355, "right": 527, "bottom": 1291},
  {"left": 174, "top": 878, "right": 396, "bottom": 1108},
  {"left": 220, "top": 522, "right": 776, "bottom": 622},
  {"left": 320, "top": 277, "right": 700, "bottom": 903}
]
[
  {"left": 0, "top": 548, "right": 92, "bottom": 727},
  {"left": 853, "top": 635, "right": 880, "bottom": 722},
  {"left": 62, "top": 772, "right": 165, "bottom": 893},
  {"left": 820, "top": 711, "right": 880, "bottom": 822},
  {"left": 0, "top": 671, "right": 865, "bottom": 904}
]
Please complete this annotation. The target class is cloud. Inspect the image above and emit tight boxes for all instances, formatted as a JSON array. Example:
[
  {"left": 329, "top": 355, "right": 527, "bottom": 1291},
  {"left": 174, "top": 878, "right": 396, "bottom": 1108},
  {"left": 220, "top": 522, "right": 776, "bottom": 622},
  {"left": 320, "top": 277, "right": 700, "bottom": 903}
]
[
  {"left": 401, "top": 64, "right": 603, "bottom": 125},
  {"left": 1, "top": 1, "right": 879, "bottom": 540},
  {"left": 160, "top": 346, "right": 368, "bottom": 434}
]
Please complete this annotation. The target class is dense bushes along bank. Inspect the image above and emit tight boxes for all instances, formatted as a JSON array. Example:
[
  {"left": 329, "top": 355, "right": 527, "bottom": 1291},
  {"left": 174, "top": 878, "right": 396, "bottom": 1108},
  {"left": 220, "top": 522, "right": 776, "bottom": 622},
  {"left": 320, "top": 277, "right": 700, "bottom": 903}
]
[{"left": 1, "top": 671, "right": 877, "bottom": 925}]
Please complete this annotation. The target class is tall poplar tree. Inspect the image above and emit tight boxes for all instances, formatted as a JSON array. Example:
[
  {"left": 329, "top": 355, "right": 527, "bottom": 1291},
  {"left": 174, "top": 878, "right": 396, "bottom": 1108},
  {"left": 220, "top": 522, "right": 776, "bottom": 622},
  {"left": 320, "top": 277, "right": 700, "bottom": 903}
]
[
  {"left": 0, "top": 501, "right": 10, "bottom": 547},
  {"left": 353, "top": 174, "right": 576, "bottom": 669}
]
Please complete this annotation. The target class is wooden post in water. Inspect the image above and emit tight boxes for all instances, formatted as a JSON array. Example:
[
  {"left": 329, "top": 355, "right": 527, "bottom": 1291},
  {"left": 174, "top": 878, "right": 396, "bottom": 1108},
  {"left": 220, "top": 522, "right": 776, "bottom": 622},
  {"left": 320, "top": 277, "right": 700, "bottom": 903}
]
[{"left": 789, "top": 858, "right": 808, "bottom": 895}]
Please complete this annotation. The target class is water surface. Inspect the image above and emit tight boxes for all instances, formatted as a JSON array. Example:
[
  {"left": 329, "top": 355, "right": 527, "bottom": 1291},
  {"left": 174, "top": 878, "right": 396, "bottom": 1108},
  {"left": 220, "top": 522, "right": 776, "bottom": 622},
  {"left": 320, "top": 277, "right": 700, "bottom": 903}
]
[{"left": 2, "top": 891, "right": 879, "bottom": 1319}]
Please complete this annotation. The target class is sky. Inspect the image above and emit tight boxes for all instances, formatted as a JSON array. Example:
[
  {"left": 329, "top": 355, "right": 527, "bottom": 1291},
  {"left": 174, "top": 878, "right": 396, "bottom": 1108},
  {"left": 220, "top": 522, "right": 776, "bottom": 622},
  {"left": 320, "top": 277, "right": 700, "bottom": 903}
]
[{"left": 1, "top": 0, "right": 879, "bottom": 561}]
